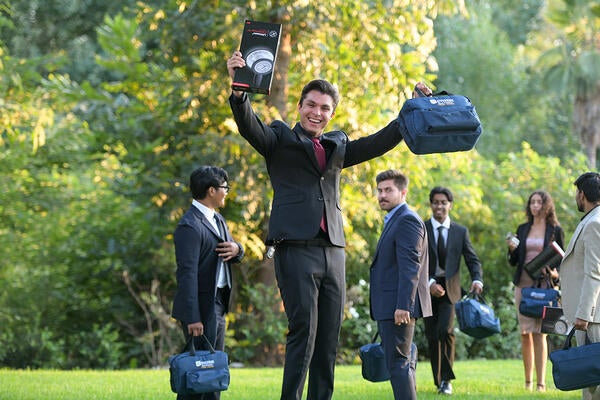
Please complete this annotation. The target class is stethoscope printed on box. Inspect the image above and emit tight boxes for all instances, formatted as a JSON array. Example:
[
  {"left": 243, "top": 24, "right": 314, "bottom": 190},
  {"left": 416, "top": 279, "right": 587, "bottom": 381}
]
[{"left": 244, "top": 47, "right": 275, "bottom": 87}]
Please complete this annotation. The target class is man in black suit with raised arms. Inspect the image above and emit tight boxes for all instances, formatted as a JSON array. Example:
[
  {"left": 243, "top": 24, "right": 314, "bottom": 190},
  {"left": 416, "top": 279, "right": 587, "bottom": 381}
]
[{"left": 227, "top": 50, "right": 431, "bottom": 400}]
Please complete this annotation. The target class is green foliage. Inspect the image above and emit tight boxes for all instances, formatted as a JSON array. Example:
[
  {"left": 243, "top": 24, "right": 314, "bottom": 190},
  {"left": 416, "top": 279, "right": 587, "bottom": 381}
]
[
  {"left": 339, "top": 279, "right": 376, "bottom": 363},
  {"left": 0, "top": 0, "right": 594, "bottom": 370},
  {"left": 227, "top": 283, "right": 287, "bottom": 366},
  {"left": 433, "top": 0, "right": 584, "bottom": 164}
]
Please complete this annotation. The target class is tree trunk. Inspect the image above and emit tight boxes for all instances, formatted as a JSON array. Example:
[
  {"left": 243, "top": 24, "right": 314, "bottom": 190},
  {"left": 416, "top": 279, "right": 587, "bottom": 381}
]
[{"left": 574, "top": 85, "right": 600, "bottom": 169}]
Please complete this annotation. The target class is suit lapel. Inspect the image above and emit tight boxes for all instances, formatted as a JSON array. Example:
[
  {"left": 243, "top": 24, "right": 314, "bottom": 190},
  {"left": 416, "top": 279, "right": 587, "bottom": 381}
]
[
  {"left": 214, "top": 213, "right": 227, "bottom": 240},
  {"left": 193, "top": 207, "right": 221, "bottom": 239},
  {"left": 564, "top": 207, "right": 600, "bottom": 256},
  {"left": 294, "top": 125, "right": 322, "bottom": 173},
  {"left": 445, "top": 223, "right": 459, "bottom": 275},
  {"left": 374, "top": 204, "right": 406, "bottom": 259}
]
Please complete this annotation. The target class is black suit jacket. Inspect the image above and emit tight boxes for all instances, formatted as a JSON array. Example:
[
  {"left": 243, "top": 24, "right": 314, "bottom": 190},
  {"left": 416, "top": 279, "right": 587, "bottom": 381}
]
[
  {"left": 230, "top": 93, "right": 403, "bottom": 246},
  {"left": 370, "top": 204, "right": 432, "bottom": 320},
  {"left": 171, "top": 206, "right": 244, "bottom": 325},
  {"left": 508, "top": 222, "right": 564, "bottom": 286},
  {"left": 425, "top": 220, "right": 482, "bottom": 304}
]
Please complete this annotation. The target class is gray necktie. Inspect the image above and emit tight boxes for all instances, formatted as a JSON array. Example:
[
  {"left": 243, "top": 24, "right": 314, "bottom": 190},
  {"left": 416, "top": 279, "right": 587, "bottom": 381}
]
[{"left": 214, "top": 215, "right": 230, "bottom": 288}]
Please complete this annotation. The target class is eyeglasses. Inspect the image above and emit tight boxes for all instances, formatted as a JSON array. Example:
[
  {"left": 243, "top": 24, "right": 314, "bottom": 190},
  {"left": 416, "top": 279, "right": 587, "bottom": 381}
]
[{"left": 216, "top": 185, "right": 230, "bottom": 193}]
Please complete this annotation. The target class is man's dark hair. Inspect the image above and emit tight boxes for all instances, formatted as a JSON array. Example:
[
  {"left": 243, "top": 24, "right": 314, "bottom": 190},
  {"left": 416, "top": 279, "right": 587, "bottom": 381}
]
[
  {"left": 574, "top": 172, "right": 600, "bottom": 203},
  {"left": 189, "top": 166, "right": 228, "bottom": 200},
  {"left": 376, "top": 169, "right": 408, "bottom": 190},
  {"left": 429, "top": 186, "right": 454, "bottom": 203},
  {"left": 299, "top": 79, "right": 340, "bottom": 110}
]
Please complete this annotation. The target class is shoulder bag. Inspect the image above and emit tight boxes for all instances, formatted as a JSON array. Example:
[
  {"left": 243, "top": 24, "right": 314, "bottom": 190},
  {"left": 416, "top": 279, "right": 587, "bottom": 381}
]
[
  {"left": 519, "top": 278, "right": 560, "bottom": 318},
  {"left": 359, "top": 331, "right": 417, "bottom": 382},
  {"left": 455, "top": 292, "right": 501, "bottom": 339},
  {"left": 397, "top": 90, "right": 482, "bottom": 155},
  {"left": 550, "top": 327, "right": 600, "bottom": 391},
  {"left": 168, "top": 334, "right": 230, "bottom": 395}
]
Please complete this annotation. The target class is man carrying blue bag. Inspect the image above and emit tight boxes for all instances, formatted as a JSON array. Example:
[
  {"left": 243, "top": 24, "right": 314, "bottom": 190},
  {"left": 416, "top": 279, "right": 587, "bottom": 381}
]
[
  {"left": 169, "top": 335, "right": 230, "bottom": 395},
  {"left": 554, "top": 172, "right": 600, "bottom": 398},
  {"left": 171, "top": 166, "right": 244, "bottom": 400},
  {"left": 368, "top": 170, "right": 432, "bottom": 400}
]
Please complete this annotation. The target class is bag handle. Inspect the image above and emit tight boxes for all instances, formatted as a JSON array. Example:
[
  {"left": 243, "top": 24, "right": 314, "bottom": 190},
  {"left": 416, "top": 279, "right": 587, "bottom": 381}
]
[
  {"left": 562, "top": 327, "right": 592, "bottom": 350},
  {"left": 414, "top": 88, "right": 453, "bottom": 98},
  {"left": 465, "top": 290, "right": 488, "bottom": 305},
  {"left": 535, "top": 274, "right": 555, "bottom": 289},
  {"left": 371, "top": 331, "right": 380, "bottom": 343},
  {"left": 184, "top": 334, "right": 217, "bottom": 355}
]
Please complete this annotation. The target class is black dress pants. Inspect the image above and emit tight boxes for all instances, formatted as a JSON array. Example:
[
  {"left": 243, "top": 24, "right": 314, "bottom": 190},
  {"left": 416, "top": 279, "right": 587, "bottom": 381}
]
[
  {"left": 177, "top": 288, "right": 227, "bottom": 400},
  {"left": 424, "top": 289, "right": 456, "bottom": 387},
  {"left": 274, "top": 244, "right": 345, "bottom": 400}
]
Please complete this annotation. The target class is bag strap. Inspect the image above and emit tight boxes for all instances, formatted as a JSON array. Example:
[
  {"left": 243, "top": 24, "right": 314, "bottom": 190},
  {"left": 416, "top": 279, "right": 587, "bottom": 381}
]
[
  {"left": 414, "top": 87, "right": 453, "bottom": 98},
  {"left": 467, "top": 290, "right": 488, "bottom": 305},
  {"left": 563, "top": 327, "right": 593, "bottom": 350},
  {"left": 535, "top": 275, "right": 558, "bottom": 293},
  {"left": 184, "top": 334, "right": 217, "bottom": 355},
  {"left": 371, "top": 331, "right": 380, "bottom": 343}
]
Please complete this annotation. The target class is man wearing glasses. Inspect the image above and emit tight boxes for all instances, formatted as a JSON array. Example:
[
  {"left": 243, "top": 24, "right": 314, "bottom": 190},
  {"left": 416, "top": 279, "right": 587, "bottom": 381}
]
[{"left": 171, "top": 166, "right": 244, "bottom": 400}]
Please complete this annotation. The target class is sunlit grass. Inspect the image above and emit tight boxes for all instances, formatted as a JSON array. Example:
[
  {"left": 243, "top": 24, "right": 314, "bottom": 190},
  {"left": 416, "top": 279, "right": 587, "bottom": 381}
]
[{"left": 0, "top": 360, "right": 580, "bottom": 399}]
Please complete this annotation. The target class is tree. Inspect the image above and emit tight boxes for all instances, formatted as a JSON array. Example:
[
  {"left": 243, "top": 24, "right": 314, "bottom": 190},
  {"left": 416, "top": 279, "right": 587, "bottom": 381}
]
[
  {"left": 536, "top": 0, "right": 600, "bottom": 168},
  {"left": 0, "top": 0, "right": 592, "bottom": 369}
]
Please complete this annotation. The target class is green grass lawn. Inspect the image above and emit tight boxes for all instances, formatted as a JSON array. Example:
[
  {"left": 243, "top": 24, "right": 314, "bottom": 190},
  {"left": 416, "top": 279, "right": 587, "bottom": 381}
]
[{"left": 0, "top": 359, "right": 580, "bottom": 399}]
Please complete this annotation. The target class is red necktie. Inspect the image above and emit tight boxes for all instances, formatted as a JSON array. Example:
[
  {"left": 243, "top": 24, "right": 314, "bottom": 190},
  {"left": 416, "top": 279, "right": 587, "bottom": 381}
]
[
  {"left": 311, "top": 137, "right": 327, "bottom": 232},
  {"left": 311, "top": 137, "right": 326, "bottom": 171}
]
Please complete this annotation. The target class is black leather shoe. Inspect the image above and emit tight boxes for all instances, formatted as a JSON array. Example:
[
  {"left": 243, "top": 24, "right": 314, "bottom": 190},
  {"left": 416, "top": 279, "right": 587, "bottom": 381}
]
[{"left": 438, "top": 380, "right": 453, "bottom": 395}]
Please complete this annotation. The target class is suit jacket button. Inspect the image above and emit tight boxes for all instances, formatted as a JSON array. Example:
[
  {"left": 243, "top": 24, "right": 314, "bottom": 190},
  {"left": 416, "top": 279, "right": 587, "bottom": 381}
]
[{"left": 321, "top": 176, "right": 325, "bottom": 180}]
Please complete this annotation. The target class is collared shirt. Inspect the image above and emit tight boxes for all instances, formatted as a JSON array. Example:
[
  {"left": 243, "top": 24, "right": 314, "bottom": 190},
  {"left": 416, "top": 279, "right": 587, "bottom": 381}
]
[
  {"left": 384, "top": 202, "right": 405, "bottom": 226},
  {"left": 192, "top": 200, "right": 218, "bottom": 232},
  {"left": 191, "top": 200, "right": 229, "bottom": 288},
  {"left": 428, "top": 216, "right": 483, "bottom": 289},
  {"left": 430, "top": 217, "right": 451, "bottom": 245}
]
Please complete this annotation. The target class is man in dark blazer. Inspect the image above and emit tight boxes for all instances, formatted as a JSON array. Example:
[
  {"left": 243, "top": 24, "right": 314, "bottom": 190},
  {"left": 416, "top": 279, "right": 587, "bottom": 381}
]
[
  {"left": 424, "top": 186, "right": 483, "bottom": 395},
  {"left": 370, "top": 170, "right": 432, "bottom": 400},
  {"left": 171, "top": 166, "right": 244, "bottom": 400},
  {"left": 227, "top": 51, "right": 431, "bottom": 400}
]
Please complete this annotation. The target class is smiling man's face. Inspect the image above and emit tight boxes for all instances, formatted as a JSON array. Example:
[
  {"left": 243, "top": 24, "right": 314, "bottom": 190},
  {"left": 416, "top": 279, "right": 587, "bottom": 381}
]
[{"left": 298, "top": 90, "right": 335, "bottom": 137}]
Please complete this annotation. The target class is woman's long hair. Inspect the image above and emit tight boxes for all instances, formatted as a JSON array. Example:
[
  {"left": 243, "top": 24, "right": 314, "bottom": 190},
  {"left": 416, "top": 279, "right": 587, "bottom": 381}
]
[{"left": 525, "top": 190, "right": 560, "bottom": 226}]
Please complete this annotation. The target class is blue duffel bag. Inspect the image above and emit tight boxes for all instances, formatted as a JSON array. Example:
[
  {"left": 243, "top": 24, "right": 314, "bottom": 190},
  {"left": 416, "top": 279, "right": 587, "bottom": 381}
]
[
  {"left": 550, "top": 327, "right": 600, "bottom": 391},
  {"left": 359, "top": 331, "right": 418, "bottom": 382},
  {"left": 169, "top": 335, "right": 230, "bottom": 395},
  {"left": 455, "top": 292, "right": 501, "bottom": 339},
  {"left": 519, "top": 286, "right": 560, "bottom": 318},
  {"left": 398, "top": 91, "right": 482, "bottom": 155}
]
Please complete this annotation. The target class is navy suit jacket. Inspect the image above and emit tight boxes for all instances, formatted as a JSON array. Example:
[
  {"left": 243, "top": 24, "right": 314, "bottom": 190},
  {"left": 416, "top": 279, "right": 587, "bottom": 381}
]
[
  {"left": 370, "top": 204, "right": 432, "bottom": 321},
  {"left": 230, "top": 93, "right": 403, "bottom": 246},
  {"left": 171, "top": 206, "right": 244, "bottom": 325},
  {"left": 425, "top": 220, "right": 483, "bottom": 304}
]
